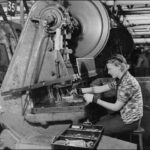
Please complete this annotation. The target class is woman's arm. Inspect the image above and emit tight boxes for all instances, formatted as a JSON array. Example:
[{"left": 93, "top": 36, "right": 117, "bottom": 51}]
[
  {"left": 81, "top": 84, "right": 110, "bottom": 94},
  {"left": 96, "top": 99, "right": 125, "bottom": 111}
]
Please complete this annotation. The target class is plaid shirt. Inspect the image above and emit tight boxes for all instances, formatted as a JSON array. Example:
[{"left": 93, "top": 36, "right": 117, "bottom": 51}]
[{"left": 108, "top": 72, "right": 143, "bottom": 124}]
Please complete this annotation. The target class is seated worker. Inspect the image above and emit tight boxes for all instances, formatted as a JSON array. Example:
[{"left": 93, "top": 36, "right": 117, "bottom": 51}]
[{"left": 81, "top": 54, "right": 143, "bottom": 137}]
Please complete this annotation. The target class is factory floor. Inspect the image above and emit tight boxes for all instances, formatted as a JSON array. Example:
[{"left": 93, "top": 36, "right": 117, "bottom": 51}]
[{"left": 0, "top": 108, "right": 149, "bottom": 150}]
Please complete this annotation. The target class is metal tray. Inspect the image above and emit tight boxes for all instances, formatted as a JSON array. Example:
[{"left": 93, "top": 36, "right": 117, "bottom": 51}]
[{"left": 51, "top": 123, "right": 104, "bottom": 150}]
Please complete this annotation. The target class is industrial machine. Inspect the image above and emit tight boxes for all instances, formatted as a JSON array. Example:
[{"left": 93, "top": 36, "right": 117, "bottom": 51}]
[{"left": 0, "top": 0, "right": 135, "bottom": 149}]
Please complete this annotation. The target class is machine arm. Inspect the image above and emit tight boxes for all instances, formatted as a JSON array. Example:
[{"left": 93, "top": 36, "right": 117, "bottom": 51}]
[{"left": 1, "top": 75, "right": 73, "bottom": 96}]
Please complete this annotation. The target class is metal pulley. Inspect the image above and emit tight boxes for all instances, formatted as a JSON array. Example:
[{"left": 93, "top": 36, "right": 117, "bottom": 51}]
[
  {"left": 39, "top": 5, "right": 65, "bottom": 32},
  {"left": 67, "top": 0, "right": 110, "bottom": 58}
]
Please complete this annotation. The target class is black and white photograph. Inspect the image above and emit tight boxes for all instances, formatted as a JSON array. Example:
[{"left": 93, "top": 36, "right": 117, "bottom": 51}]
[{"left": 0, "top": 0, "right": 150, "bottom": 149}]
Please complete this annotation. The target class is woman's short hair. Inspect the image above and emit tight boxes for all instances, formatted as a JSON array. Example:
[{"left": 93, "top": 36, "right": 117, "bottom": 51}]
[{"left": 107, "top": 54, "right": 130, "bottom": 72}]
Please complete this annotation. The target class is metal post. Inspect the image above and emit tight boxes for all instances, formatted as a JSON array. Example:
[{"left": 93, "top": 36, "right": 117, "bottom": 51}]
[{"left": 20, "top": 0, "right": 24, "bottom": 27}]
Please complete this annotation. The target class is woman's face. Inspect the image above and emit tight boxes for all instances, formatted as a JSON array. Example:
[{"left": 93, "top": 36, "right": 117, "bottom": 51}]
[{"left": 106, "top": 63, "right": 121, "bottom": 78}]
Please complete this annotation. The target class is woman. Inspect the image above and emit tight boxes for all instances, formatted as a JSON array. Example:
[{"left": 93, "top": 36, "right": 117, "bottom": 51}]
[{"left": 81, "top": 54, "right": 143, "bottom": 137}]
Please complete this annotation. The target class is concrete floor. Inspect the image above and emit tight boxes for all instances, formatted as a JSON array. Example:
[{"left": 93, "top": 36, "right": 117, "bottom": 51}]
[
  {"left": 0, "top": 107, "right": 149, "bottom": 150},
  {"left": 0, "top": 114, "right": 149, "bottom": 150}
]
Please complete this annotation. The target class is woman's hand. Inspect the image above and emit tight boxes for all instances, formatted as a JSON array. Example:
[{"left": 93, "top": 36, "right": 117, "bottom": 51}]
[
  {"left": 83, "top": 94, "right": 94, "bottom": 104},
  {"left": 81, "top": 88, "right": 91, "bottom": 94}
]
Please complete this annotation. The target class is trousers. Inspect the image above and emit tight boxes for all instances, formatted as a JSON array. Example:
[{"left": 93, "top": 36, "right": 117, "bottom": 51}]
[{"left": 96, "top": 112, "right": 139, "bottom": 137}]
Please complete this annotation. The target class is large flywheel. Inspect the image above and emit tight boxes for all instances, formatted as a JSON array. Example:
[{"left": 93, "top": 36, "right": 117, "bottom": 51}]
[{"left": 67, "top": 0, "right": 110, "bottom": 58}]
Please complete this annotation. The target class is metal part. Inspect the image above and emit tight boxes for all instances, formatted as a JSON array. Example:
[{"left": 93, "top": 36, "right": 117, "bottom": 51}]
[
  {"left": 67, "top": 1, "right": 110, "bottom": 57},
  {"left": 104, "top": 0, "right": 150, "bottom": 6},
  {"left": 0, "top": 22, "right": 19, "bottom": 83}
]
